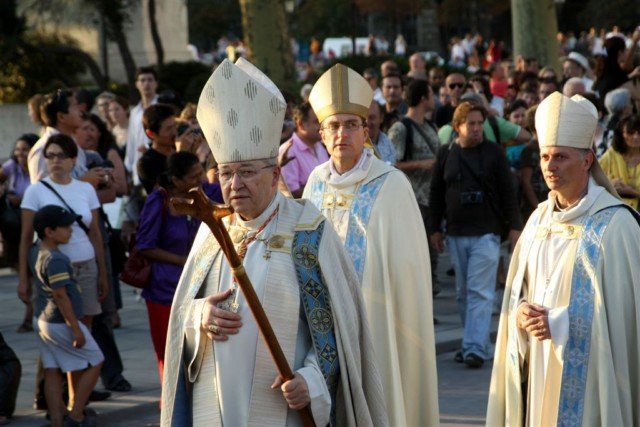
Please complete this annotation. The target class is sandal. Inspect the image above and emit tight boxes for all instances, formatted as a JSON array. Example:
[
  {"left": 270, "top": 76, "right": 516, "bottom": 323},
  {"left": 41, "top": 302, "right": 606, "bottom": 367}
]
[{"left": 106, "top": 378, "right": 132, "bottom": 392}]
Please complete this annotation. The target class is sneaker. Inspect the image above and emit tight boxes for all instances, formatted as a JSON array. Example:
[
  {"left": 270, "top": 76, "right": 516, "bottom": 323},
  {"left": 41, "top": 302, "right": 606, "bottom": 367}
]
[
  {"left": 454, "top": 351, "right": 463, "bottom": 363},
  {"left": 464, "top": 353, "right": 484, "bottom": 368}
]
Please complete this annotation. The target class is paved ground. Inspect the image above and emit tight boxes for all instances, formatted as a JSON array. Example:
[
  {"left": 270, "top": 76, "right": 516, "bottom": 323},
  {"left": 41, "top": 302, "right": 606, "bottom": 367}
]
[{"left": 0, "top": 250, "right": 499, "bottom": 426}]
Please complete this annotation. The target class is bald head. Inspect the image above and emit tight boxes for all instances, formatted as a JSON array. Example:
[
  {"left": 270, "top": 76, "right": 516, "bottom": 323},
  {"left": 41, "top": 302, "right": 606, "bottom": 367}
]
[
  {"left": 562, "top": 77, "right": 586, "bottom": 97},
  {"left": 380, "top": 60, "right": 400, "bottom": 78},
  {"left": 409, "top": 53, "right": 426, "bottom": 72},
  {"left": 445, "top": 73, "right": 466, "bottom": 106}
]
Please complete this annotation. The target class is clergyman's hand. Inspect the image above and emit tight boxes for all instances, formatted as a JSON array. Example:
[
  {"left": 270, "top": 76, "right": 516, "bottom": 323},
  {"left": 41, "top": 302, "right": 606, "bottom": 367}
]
[
  {"left": 200, "top": 288, "right": 242, "bottom": 341},
  {"left": 271, "top": 373, "right": 310, "bottom": 410},
  {"left": 518, "top": 302, "right": 551, "bottom": 341}
]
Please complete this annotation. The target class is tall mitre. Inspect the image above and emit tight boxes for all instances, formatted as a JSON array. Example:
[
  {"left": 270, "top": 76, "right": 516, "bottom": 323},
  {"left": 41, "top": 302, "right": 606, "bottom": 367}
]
[
  {"left": 535, "top": 91, "right": 620, "bottom": 198},
  {"left": 308, "top": 63, "right": 373, "bottom": 123},
  {"left": 197, "top": 58, "right": 287, "bottom": 163}
]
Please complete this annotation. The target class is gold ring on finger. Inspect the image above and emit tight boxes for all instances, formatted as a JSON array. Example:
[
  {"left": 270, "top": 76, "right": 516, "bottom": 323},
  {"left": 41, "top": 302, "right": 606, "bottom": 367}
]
[{"left": 208, "top": 324, "right": 219, "bottom": 334}]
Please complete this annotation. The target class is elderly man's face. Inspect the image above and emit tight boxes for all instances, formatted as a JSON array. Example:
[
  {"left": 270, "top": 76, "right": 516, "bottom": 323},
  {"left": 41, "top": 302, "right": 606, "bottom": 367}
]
[
  {"left": 218, "top": 160, "right": 279, "bottom": 220},
  {"left": 540, "top": 146, "right": 592, "bottom": 195},
  {"left": 320, "top": 113, "right": 368, "bottom": 173}
]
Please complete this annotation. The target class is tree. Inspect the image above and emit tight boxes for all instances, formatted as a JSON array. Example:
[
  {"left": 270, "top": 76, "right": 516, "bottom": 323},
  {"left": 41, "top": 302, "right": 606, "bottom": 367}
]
[
  {"left": 0, "top": 0, "right": 90, "bottom": 102},
  {"left": 238, "top": 0, "right": 294, "bottom": 89},
  {"left": 188, "top": 0, "right": 242, "bottom": 52},
  {"left": 511, "top": 0, "right": 558, "bottom": 71},
  {"left": 148, "top": 0, "right": 164, "bottom": 66},
  {"left": 22, "top": 0, "right": 139, "bottom": 100}
]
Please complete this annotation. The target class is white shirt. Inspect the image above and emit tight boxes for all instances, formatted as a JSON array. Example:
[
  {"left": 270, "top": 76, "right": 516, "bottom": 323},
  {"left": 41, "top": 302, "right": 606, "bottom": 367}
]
[
  {"left": 21, "top": 177, "right": 100, "bottom": 262},
  {"left": 124, "top": 96, "right": 158, "bottom": 185}
]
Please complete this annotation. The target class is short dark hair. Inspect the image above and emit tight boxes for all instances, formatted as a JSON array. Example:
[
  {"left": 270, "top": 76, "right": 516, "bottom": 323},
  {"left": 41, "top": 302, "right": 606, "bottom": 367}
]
[
  {"left": 382, "top": 73, "right": 404, "bottom": 87},
  {"left": 504, "top": 99, "right": 529, "bottom": 118},
  {"left": 613, "top": 115, "right": 640, "bottom": 155},
  {"left": 469, "top": 76, "right": 493, "bottom": 102},
  {"left": 404, "top": 79, "right": 430, "bottom": 107},
  {"left": 292, "top": 102, "right": 314, "bottom": 124},
  {"left": 44, "top": 133, "right": 78, "bottom": 159},
  {"left": 143, "top": 104, "right": 176, "bottom": 134},
  {"left": 158, "top": 151, "right": 200, "bottom": 189},
  {"left": 74, "top": 88, "right": 95, "bottom": 111},
  {"left": 452, "top": 102, "right": 487, "bottom": 129},
  {"left": 136, "top": 66, "right": 158, "bottom": 81},
  {"left": 41, "top": 89, "right": 73, "bottom": 127}
]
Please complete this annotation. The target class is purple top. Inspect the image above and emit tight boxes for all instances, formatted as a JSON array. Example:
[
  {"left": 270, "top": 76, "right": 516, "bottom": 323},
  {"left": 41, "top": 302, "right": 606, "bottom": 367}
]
[
  {"left": 278, "top": 133, "right": 329, "bottom": 192},
  {"left": 136, "top": 183, "right": 223, "bottom": 305},
  {"left": 2, "top": 159, "right": 30, "bottom": 198}
]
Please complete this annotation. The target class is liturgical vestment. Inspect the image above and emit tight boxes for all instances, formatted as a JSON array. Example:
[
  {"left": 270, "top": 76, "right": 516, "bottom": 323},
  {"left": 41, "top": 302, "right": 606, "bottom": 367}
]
[
  {"left": 161, "top": 193, "right": 388, "bottom": 427},
  {"left": 487, "top": 180, "right": 640, "bottom": 426},
  {"left": 304, "top": 150, "right": 439, "bottom": 427}
]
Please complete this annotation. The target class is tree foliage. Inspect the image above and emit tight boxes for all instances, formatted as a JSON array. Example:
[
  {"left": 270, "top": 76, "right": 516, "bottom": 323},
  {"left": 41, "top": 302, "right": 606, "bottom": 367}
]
[
  {"left": 291, "top": 0, "right": 359, "bottom": 41},
  {"left": 0, "top": 1, "right": 87, "bottom": 102},
  {"left": 188, "top": 0, "right": 242, "bottom": 51}
]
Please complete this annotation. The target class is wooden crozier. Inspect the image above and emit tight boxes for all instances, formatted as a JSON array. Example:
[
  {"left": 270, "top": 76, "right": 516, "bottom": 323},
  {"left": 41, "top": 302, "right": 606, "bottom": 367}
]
[{"left": 171, "top": 187, "right": 315, "bottom": 427}]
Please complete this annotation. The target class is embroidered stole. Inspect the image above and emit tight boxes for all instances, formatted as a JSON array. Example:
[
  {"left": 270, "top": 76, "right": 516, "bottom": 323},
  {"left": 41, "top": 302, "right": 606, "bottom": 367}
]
[
  {"left": 184, "top": 203, "right": 339, "bottom": 426},
  {"left": 507, "top": 207, "right": 620, "bottom": 426},
  {"left": 308, "top": 173, "right": 389, "bottom": 282},
  {"left": 292, "top": 221, "right": 340, "bottom": 423}
]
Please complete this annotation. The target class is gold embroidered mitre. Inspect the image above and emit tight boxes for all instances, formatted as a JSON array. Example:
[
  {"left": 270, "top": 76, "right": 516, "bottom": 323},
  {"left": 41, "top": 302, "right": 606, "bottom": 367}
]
[
  {"left": 197, "top": 58, "right": 286, "bottom": 163},
  {"left": 309, "top": 63, "right": 373, "bottom": 123}
]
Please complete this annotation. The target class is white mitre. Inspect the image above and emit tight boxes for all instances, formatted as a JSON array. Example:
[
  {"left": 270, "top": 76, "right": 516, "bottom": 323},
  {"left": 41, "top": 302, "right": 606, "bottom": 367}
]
[
  {"left": 197, "top": 58, "right": 286, "bottom": 164},
  {"left": 536, "top": 91, "right": 619, "bottom": 198},
  {"left": 308, "top": 63, "right": 373, "bottom": 123}
]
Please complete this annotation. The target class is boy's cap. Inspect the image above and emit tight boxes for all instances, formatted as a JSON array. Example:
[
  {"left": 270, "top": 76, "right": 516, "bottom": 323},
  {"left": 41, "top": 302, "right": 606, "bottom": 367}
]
[{"left": 33, "top": 205, "right": 77, "bottom": 236}]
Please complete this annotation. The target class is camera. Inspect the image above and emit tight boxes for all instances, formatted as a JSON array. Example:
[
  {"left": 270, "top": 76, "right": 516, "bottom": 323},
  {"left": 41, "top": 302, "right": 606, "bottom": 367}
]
[{"left": 460, "top": 191, "right": 484, "bottom": 205}]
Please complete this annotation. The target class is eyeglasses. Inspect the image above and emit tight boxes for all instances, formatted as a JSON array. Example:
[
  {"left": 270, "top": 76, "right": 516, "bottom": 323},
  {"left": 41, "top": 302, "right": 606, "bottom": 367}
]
[
  {"left": 44, "top": 152, "right": 70, "bottom": 160},
  {"left": 216, "top": 165, "right": 274, "bottom": 184},
  {"left": 448, "top": 82, "right": 465, "bottom": 89},
  {"left": 321, "top": 121, "right": 364, "bottom": 134},
  {"left": 624, "top": 129, "right": 640, "bottom": 136}
]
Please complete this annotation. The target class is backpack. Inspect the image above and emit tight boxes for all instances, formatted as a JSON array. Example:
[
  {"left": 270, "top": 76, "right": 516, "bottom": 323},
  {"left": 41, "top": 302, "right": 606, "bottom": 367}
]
[{"left": 400, "top": 117, "right": 438, "bottom": 162}]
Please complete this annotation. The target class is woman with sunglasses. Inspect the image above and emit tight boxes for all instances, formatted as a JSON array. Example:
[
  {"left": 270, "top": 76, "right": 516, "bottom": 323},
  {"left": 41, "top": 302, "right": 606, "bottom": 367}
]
[{"left": 19, "top": 134, "right": 109, "bottom": 329}]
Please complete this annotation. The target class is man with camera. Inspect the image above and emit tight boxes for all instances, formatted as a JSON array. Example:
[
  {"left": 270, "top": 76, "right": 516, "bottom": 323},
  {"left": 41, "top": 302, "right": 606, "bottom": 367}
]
[{"left": 428, "top": 101, "right": 522, "bottom": 368}]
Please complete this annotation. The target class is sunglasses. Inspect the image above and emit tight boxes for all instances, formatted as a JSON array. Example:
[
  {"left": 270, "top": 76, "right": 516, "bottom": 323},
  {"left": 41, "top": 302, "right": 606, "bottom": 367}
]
[
  {"left": 448, "top": 83, "right": 465, "bottom": 89},
  {"left": 44, "top": 152, "right": 70, "bottom": 160}
]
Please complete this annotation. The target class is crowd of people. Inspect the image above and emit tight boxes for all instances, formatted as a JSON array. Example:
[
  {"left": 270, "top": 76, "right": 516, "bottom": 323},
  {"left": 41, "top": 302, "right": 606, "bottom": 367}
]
[{"left": 0, "top": 23, "right": 639, "bottom": 426}]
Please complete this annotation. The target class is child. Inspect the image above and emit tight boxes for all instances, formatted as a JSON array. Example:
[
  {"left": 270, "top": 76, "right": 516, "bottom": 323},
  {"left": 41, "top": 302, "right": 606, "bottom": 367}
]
[{"left": 32, "top": 205, "right": 104, "bottom": 427}]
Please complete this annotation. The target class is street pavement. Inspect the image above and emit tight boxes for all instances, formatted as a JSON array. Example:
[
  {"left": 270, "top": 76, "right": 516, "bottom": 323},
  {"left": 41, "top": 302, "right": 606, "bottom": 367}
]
[{"left": 1, "top": 250, "right": 498, "bottom": 426}]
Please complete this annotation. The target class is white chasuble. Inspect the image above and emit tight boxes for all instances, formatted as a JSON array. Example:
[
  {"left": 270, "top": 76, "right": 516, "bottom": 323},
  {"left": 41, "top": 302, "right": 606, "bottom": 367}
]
[
  {"left": 304, "top": 153, "right": 440, "bottom": 427},
  {"left": 190, "top": 194, "right": 331, "bottom": 426},
  {"left": 488, "top": 179, "right": 640, "bottom": 427}
]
